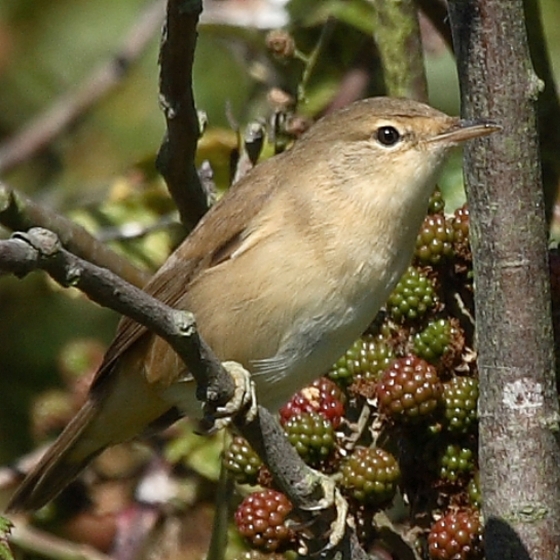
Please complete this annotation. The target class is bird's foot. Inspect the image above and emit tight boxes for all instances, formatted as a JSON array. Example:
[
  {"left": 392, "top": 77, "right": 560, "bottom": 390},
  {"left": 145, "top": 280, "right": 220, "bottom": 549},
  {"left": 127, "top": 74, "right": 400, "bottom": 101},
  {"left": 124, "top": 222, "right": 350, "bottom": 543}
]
[{"left": 198, "top": 361, "right": 257, "bottom": 433}]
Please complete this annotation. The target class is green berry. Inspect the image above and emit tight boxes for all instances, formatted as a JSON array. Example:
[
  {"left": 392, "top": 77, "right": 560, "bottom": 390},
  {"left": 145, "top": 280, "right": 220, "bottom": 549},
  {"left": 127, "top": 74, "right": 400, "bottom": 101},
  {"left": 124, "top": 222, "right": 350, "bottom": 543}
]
[
  {"left": 224, "top": 436, "right": 262, "bottom": 485},
  {"left": 329, "top": 335, "right": 395, "bottom": 385},
  {"left": 387, "top": 267, "right": 437, "bottom": 322},
  {"left": 413, "top": 318, "right": 455, "bottom": 364},
  {"left": 439, "top": 444, "right": 475, "bottom": 483},
  {"left": 376, "top": 356, "right": 443, "bottom": 422},
  {"left": 415, "top": 214, "right": 454, "bottom": 265},
  {"left": 468, "top": 473, "right": 482, "bottom": 509},
  {"left": 443, "top": 377, "right": 479, "bottom": 435},
  {"left": 340, "top": 447, "right": 400, "bottom": 505},
  {"left": 428, "top": 188, "right": 445, "bottom": 214},
  {"left": 284, "top": 412, "right": 336, "bottom": 466}
]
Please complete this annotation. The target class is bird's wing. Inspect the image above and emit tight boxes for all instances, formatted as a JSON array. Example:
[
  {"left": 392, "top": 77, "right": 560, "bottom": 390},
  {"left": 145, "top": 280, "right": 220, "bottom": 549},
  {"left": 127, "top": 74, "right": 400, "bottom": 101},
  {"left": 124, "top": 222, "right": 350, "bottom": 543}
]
[{"left": 91, "top": 154, "right": 286, "bottom": 392}]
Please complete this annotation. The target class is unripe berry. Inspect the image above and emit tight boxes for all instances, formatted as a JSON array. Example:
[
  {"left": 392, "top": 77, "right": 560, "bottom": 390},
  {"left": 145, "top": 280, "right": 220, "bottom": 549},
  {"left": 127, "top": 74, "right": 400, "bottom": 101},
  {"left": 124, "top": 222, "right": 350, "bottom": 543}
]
[
  {"left": 235, "top": 490, "right": 294, "bottom": 552},
  {"left": 377, "top": 356, "right": 443, "bottom": 422}
]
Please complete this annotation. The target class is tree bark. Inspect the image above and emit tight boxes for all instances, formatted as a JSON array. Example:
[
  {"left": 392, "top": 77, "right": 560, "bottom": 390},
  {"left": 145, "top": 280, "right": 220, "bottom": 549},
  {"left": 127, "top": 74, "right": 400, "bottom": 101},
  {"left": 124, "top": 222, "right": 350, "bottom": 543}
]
[{"left": 447, "top": 1, "right": 560, "bottom": 559}]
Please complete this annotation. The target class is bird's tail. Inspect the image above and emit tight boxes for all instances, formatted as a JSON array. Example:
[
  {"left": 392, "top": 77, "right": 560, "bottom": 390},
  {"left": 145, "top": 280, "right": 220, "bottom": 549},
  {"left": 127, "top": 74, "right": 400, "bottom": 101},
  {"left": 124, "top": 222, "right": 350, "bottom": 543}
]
[{"left": 7, "top": 399, "right": 103, "bottom": 512}]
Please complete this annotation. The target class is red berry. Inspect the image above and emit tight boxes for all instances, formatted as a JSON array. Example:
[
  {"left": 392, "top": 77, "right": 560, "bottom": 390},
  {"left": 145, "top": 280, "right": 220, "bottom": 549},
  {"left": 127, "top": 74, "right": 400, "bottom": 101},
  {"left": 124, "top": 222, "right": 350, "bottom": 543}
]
[
  {"left": 235, "top": 490, "right": 294, "bottom": 552},
  {"left": 428, "top": 510, "right": 482, "bottom": 560},
  {"left": 279, "top": 377, "right": 345, "bottom": 427},
  {"left": 377, "top": 356, "right": 443, "bottom": 422}
]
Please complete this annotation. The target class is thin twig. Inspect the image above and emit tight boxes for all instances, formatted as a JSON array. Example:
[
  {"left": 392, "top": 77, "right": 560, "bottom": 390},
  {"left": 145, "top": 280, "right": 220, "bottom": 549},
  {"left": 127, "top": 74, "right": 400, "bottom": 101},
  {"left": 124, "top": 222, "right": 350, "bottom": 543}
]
[
  {"left": 9, "top": 522, "right": 111, "bottom": 560},
  {"left": 297, "top": 17, "right": 337, "bottom": 103},
  {"left": 0, "top": 0, "right": 166, "bottom": 175},
  {"left": 0, "top": 183, "right": 150, "bottom": 287},
  {"left": 156, "top": 0, "right": 209, "bottom": 230}
]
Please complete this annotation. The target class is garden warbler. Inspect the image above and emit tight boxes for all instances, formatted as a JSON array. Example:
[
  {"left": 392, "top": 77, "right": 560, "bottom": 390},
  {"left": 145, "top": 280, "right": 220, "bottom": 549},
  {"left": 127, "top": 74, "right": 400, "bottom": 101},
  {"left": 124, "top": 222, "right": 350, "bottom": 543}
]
[{"left": 7, "top": 97, "right": 499, "bottom": 512}]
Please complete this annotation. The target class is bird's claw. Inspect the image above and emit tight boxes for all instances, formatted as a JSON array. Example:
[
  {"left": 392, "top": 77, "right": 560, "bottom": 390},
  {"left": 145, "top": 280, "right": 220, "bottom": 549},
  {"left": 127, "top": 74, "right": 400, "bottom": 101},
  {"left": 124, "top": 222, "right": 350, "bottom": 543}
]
[{"left": 198, "top": 361, "right": 257, "bottom": 433}]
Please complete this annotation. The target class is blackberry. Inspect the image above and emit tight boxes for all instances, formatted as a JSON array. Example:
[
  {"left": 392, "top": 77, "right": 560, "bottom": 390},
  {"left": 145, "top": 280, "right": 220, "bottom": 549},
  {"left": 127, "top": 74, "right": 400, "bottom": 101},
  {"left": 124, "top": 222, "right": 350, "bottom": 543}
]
[
  {"left": 235, "top": 489, "right": 294, "bottom": 552},
  {"left": 415, "top": 214, "right": 454, "bottom": 265},
  {"left": 413, "top": 318, "right": 457, "bottom": 365},
  {"left": 279, "top": 377, "right": 345, "bottom": 427},
  {"left": 340, "top": 447, "right": 400, "bottom": 506},
  {"left": 265, "top": 30, "right": 296, "bottom": 59},
  {"left": 224, "top": 436, "right": 262, "bottom": 485},
  {"left": 467, "top": 473, "right": 481, "bottom": 509},
  {"left": 428, "top": 510, "right": 482, "bottom": 560},
  {"left": 387, "top": 267, "right": 437, "bottom": 322},
  {"left": 443, "top": 377, "right": 479, "bottom": 435},
  {"left": 376, "top": 356, "right": 443, "bottom": 422},
  {"left": 329, "top": 334, "right": 395, "bottom": 385},
  {"left": 439, "top": 444, "right": 475, "bottom": 483},
  {"left": 428, "top": 187, "right": 445, "bottom": 214},
  {"left": 283, "top": 412, "right": 336, "bottom": 466},
  {"left": 451, "top": 204, "right": 471, "bottom": 261}
]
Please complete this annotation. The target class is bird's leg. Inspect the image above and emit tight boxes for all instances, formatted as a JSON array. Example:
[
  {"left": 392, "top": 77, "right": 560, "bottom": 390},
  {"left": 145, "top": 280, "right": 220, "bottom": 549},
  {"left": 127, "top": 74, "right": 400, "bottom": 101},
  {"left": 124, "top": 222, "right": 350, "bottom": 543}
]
[{"left": 197, "top": 361, "right": 257, "bottom": 433}]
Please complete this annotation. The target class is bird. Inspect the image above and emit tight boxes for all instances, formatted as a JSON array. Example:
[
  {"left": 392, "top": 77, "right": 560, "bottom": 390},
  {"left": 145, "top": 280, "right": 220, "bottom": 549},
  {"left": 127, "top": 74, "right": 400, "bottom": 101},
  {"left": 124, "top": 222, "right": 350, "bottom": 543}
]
[{"left": 7, "top": 97, "right": 499, "bottom": 512}]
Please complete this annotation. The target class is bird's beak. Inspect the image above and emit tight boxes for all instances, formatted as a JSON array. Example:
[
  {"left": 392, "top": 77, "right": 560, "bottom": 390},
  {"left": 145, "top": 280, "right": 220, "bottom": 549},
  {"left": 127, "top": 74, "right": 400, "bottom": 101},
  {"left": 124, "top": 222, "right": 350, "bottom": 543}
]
[{"left": 429, "top": 119, "right": 502, "bottom": 145}]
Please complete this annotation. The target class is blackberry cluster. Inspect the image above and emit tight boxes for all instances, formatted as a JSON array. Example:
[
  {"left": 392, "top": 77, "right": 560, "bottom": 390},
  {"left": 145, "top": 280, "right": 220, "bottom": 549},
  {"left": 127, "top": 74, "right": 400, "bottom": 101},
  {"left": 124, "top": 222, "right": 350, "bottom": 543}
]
[
  {"left": 413, "top": 318, "right": 457, "bottom": 365},
  {"left": 376, "top": 356, "right": 443, "bottom": 422},
  {"left": 283, "top": 411, "right": 336, "bottom": 466},
  {"left": 234, "top": 489, "right": 294, "bottom": 552},
  {"left": 443, "top": 377, "right": 479, "bottom": 435},
  {"left": 428, "top": 510, "right": 482, "bottom": 560},
  {"left": 438, "top": 444, "right": 475, "bottom": 483},
  {"left": 224, "top": 436, "right": 263, "bottom": 485},
  {"left": 340, "top": 447, "right": 400, "bottom": 506},
  {"left": 415, "top": 214, "right": 455, "bottom": 266},
  {"left": 451, "top": 204, "right": 471, "bottom": 262},
  {"left": 329, "top": 334, "right": 395, "bottom": 384},
  {"left": 232, "top": 200, "right": 489, "bottom": 558},
  {"left": 387, "top": 266, "right": 438, "bottom": 321},
  {"left": 279, "top": 376, "right": 345, "bottom": 427}
]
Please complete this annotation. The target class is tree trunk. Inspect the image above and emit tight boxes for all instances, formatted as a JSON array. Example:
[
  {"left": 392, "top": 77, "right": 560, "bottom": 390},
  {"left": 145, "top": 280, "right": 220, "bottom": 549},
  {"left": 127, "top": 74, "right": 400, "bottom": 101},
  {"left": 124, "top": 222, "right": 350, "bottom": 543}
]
[{"left": 447, "top": 1, "right": 560, "bottom": 558}]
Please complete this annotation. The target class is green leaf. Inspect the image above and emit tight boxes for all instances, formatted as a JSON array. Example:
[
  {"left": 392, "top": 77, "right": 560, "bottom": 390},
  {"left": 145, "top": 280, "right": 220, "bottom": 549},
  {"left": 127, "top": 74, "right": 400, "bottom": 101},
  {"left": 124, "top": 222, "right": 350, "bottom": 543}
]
[{"left": 0, "top": 517, "right": 14, "bottom": 560}]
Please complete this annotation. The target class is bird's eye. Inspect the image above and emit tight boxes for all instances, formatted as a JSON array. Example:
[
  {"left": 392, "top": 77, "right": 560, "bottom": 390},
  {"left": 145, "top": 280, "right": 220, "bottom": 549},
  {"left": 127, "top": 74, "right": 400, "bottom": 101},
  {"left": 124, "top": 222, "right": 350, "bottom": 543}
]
[{"left": 375, "top": 126, "right": 401, "bottom": 146}]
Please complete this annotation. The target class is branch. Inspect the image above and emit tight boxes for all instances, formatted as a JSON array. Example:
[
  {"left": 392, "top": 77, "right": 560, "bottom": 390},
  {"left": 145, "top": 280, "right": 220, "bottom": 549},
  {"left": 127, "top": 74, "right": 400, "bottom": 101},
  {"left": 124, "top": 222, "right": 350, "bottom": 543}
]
[
  {"left": 156, "top": 0, "right": 209, "bottom": 231},
  {"left": 9, "top": 522, "right": 111, "bottom": 560},
  {"left": 523, "top": 0, "right": 560, "bottom": 223},
  {"left": 372, "top": 0, "right": 428, "bottom": 101},
  {"left": 447, "top": 1, "right": 560, "bottom": 559},
  {"left": 0, "top": 0, "right": 166, "bottom": 175},
  {"left": 0, "top": 183, "right": 150, "bottom": 288},
  {"left": 0, "top": 228, "right": 373, "bottom": 559}
]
